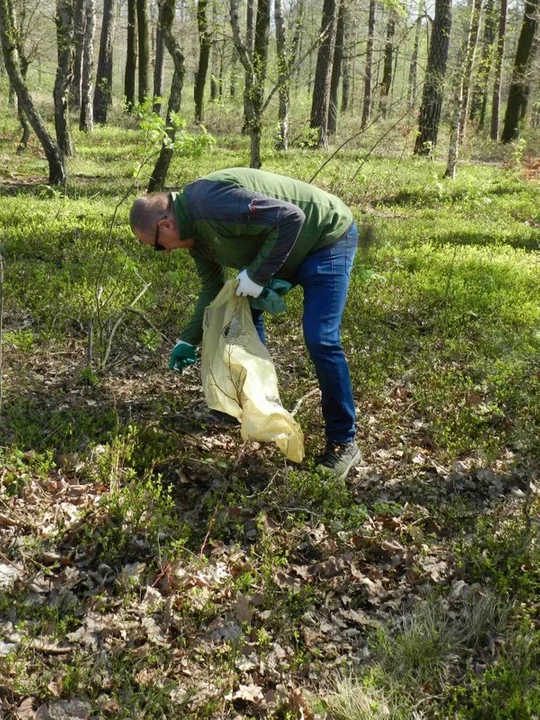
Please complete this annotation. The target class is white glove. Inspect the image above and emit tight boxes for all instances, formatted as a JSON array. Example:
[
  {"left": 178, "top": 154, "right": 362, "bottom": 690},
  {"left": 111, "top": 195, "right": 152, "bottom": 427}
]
[{"left": 235, "top": 269, "right": 264, "bottom": 298}]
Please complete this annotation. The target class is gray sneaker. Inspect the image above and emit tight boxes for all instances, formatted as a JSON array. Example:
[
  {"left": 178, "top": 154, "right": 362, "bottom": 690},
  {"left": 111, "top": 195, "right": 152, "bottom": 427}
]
[{"left": 316, "top": 440, "right": 362, "bottom": 480}]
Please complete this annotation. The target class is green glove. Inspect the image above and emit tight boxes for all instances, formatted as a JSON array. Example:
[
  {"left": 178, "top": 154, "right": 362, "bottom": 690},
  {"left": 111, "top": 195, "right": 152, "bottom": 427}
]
[
  {"left": 249, "top": 279, "right": 293, "bottom": 315},
  {"left": 169, "top": 340, "right": 197, "bottom": 372}
]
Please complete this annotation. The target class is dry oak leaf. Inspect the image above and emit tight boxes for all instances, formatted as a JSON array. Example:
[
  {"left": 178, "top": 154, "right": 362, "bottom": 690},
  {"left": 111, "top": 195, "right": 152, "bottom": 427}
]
[{"left": 227, "top": 683, "right": 264, "bottom": 703}]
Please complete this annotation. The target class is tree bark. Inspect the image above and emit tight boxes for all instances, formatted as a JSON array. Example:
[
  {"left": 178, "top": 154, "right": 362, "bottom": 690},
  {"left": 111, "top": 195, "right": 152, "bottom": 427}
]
[
  {"left": 445, "top": 0, "right": 482, "bottom": 178},
  {"left": 408, "top": 12, "right": 424, "bottom": 110},
  {"left": 137, "top": 0, "right": 149, "bottom": 104},
  {"left": 414, "top": 0, "right": 452, "bottom": 154},
  {"left": 310, "top": 0, "right": 338, "bottom": 149},
  {"left": 379, "top": 10, "right": 396, "bottom": 118},
  {"left": 147, "top": 0, "right": 185, "bottom": 192},
  {"left": 501, "top": 0, "right": 539, "bottom": 142},
  {"left": 469, "top": 0, "right": 495, "bottom": 129},
  {"left": 240, "top": 0, "right": 255, "bottom": 131},
  {"left": 80, "top": 0, "right": 95, "bottom": 131},
  {"left": 93, "top": 0, "right": 116, "bottom": 124},
  {"left": 152, "top": 0, "right": 165, "bottom": 114},
  {"left": 54, "top": 0, "right": 75, "bottom": 157},
  {"left": 490, "top": 0, "right": 507, "bottom": 140},
  {"left": 4, "top": 0, "right": 31, "bottom": 151},
  {"left": 71, "top": 0, "right": 86, "bottom": 108},
  {"left": 361, "top": 0, "right": 376, "bottom": 129},
  {"left": 275, "top": 0, "right": 302, "bottom": 149},
  {"left": 328, "top": 0, "right": 344, "bottom": 134},
  {"left": 194, "top": 0, "right": 211, "bottom": 123},
  {"left": 124, "top": 0, "right": 137, "bottom": 111},
  {"left": 0, "top": 0, "right": 67, "bottom": 183},
  {"left": 340, "top": 0, "right": 352, "bottom": 112},
  {"left": 230, "top": 0, "right": 269, "bottom": 167}
]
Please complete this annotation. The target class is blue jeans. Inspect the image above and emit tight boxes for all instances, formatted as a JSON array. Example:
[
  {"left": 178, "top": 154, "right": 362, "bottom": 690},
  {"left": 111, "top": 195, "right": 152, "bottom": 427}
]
[{"left": 252, "top": 222, "right": 358, "bottom": 444}]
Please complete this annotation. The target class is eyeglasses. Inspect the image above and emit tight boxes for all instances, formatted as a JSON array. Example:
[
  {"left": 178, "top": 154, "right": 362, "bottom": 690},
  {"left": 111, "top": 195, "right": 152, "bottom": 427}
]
[{"left": 154, "top": 216, "right": 167, "bottom": 251}]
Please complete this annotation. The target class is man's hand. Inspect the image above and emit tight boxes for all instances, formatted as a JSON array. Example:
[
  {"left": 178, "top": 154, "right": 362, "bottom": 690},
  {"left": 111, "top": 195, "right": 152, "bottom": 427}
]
[
  {"left": 236, "top": 269, "right": 264, "bottom": 298},
  {"left": 169, "top": 341, "right": 197, "bottom": 372}
]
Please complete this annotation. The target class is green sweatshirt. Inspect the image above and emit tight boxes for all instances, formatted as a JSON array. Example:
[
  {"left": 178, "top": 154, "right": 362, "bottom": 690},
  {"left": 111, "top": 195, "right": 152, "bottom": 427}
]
[{"left": 173, "top": 167, "right": 353, "bottom": 345}]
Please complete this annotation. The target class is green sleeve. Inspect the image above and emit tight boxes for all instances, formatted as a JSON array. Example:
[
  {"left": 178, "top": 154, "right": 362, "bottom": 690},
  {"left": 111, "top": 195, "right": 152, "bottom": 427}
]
[{"left": 178, "top": 254, "right": 226, "bottom": 346}]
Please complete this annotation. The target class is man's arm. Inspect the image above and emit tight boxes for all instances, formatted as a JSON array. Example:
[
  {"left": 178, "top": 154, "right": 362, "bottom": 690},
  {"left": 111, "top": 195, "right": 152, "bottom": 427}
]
[{"left": 186, "top": 180, "right": 306, "bottom": 285}]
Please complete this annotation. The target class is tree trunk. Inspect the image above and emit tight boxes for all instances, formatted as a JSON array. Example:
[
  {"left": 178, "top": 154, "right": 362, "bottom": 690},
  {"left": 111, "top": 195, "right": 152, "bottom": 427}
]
[
  {"left": 408, "top": 12, "right": 423, "bottom": 110},
  {"left": 230, "top": 0, "right": 269, "bottom": 167},
  {"left": 194, "top": 0, "right": 211, "bottom": 123},
  {"left": 71, "top": 0, "right": 86, "bottom": 108},
  {"left": 490, "top": 0, "right": 507, "bottom": 140},
  {"left": 414, "top": 0, "right": 452, "bottom": 154},
  {"left": 310, "top": 0, "right": 338, "bottom": 149},
  {"left": 5, "top": 0, "right": 32, "bottom": 151},
  {"left": 54, "top": 0, "right": 75, "bottom": 157},
  {"left": 137, "top": 0, "right": 149, "bottom": 104},
  {"left": 361, "top": 0, "right": 376, "bottom": 129},
  {"left": 469, "top": 0, "right": 495, "bottom": 129},
  {"left": 249, "top": 0, "right": 270, "bottom": 167},
  {"left": 241, "top": 0, "right": 255, "bottom": 132},
  {"left": 340, "top": 0, "right": 352, "bottom": 112},
  {"left": 379, "top": 10, "right": 396, "bottom": 118},
  {"left": 275, "top": 0, "right": 302, "bottom": 150},
  {"left": 93, "top": 0, "right": 116, "bottom": 124},
  {"left": 153, "top": 1, "right": 165, "bottom": 114},
  {"left": 457, "top": 0, "right": 482, "bottom": 143},
  {"left": 147, "top": 0, "right": 185, "bottom": 192},
  {"left": 124, "top": 0, "right": 137, "bottom": 111},
  {"left": 80, "top": 0, "right": 95, "bottom": 131},
  {"left": 445, "top": 0, "right": 482, "bottom": 178},
  {"left": 328, "top": 0, "right": 344, "bottom": 134},
  {"left": 0, "top": 0, "right": 67, "bottom": 183},
  {"left": 501, "top": 0, "right": 539, "bottom": 142}
]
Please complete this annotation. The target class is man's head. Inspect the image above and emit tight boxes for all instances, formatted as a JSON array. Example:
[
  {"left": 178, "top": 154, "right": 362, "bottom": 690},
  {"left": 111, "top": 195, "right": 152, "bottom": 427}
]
[{"left": 130, "top": 192, "right": 193, "bottom": 252}]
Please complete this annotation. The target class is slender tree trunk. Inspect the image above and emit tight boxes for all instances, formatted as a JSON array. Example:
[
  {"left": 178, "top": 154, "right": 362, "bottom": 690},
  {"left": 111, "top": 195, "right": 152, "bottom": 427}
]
[
  {"left": 148, "top": 0, "right": 185, "bottom": 191},
  {"left": 501, "top": 0, "right": 539, "bottom": 142},
  {"left": 93, "top": 0, "right": 117, "bottom": 124},
  {"left": 379, "top": 10, "right": 396, "bottom": 118},
  {"left": 310, "top": 0, "right": 338, "bottom": 149},
  {"left": 414, "top": 0, "right": 452, "bottom": 154},
  {"left": 80, "top": 0, "right": 94, "bottom": 131},
  {"left": 54, "top": 0, "right": 75, "bottom": 157},
  {"left": 249, "top": 0, "right": 270, "bottom": 166},
  {"left": 458, "top": 0, "right": 482, "bottom": 143},
  {"left": 361, "top": 0, "right": 376, "bottom": 129},
  {"left": 408, "top": 12, "right": 423, "bottom": 110},
  {"left": 490, "top": 0, "right": 507, "bottom": 140},
  {"left": 152, "top": 2, "right": 165, "bottom": 114},
  {"left": 275, "top": 0, "right": 302, "bottom": 150},
  {"left": 469, "top": 0, "right": 495, "bottom": 129},
  {"left": 340, "top": 0, "right": 352, "bottom": 112},
  {"left": 137, "top": 0, "right": 149, "bottom": 104},
  {"left": 71, "top": 0, "right": 86, "bottom": 108},
  {"left": 0, "top": 0, "right": 67, "bottom": 183},
  {"left": 445, "top": 0, "right": 482, "bottom": 178},
  {"left": 230, "top": 0, "right": 269, "bottom": 167},
  {"left": 124, "top": 0, "right": 137, "bottom": 111},
  {"left": 328, "top": 0, "right": 344, "bottom": 134},
  {"left": 230, "top": 46, "right": 238, "bottom": 97},
  {"left": 5, "top": 0, "right": 32, "bottom": 151},
  {"left": 241, "top": 0, "right": 255, "bottom": 132},
  {"left": 194, "top": 0, "right": 211, "bottom": 123}
]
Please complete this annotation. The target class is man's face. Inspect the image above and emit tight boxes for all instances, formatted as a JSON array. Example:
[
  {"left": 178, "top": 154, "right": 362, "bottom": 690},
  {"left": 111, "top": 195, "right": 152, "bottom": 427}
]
[{"left": 135, "top": 216, "right": 189, "bottom": 252}]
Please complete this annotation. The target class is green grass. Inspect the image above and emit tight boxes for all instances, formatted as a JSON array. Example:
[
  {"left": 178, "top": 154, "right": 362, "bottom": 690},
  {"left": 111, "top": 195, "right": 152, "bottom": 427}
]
[{"left": 0, "top": 102, "right": 539, "bottom": 718}]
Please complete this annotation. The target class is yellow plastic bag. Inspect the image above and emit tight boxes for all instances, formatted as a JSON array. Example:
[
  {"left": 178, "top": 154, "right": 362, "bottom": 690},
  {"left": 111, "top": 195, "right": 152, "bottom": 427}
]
[{"left": 201, "top": 280, "right": 304, "bottom": 463}]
